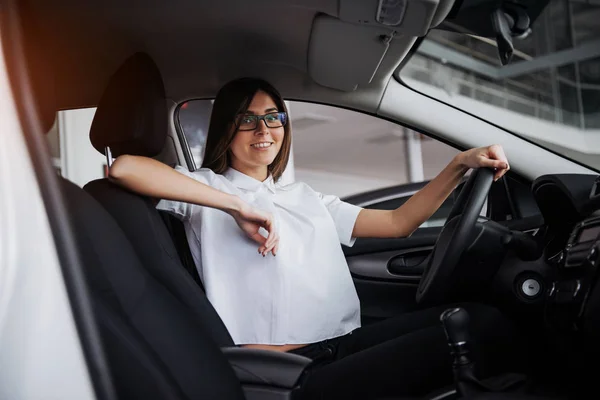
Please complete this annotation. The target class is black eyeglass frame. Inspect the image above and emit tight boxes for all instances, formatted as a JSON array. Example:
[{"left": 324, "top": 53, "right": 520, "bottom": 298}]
[{"left": 235, "top": 112, "right": 288, "bottom": 131}]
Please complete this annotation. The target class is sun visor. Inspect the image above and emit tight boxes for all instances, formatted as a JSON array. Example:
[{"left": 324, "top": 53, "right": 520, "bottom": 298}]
[
  {"left": 308, "top": 16, "right": 394, "bottom": 91},
  {"left": 308, "top": 0, "right": 455, "bottom": 91}
]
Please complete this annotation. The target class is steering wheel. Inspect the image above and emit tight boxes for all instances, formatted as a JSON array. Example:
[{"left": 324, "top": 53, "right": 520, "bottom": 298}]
[{"left": 416, "top": 168, "right": 495, "bottom": 304}]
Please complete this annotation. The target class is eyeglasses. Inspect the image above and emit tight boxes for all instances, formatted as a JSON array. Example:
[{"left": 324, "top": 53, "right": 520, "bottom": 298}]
[{"left": 235, "top": 112, "right": 288, "bottom": 131}]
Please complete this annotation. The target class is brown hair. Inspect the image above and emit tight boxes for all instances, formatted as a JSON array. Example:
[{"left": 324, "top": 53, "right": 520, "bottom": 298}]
[{"left": 200, "top": 78, "right": 292, "bottom": 182}]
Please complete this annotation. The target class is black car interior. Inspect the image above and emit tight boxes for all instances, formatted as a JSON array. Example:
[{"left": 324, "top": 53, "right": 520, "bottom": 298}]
[
  {"left": 44, "top": 49, "right": 600, "bottom": 400},
  {"left": 4, "top": 0, "right": 600, "bottom": 397}
]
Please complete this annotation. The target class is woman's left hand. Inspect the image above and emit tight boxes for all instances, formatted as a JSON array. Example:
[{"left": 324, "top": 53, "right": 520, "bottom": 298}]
[{"left": 458, "top": 144, "right": 510, "bottom": 181}]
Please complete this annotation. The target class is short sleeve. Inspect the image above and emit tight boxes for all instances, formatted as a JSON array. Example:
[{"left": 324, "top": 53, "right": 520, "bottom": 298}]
[
  {"left": 156, "top": 166, "right": 213, "bottom": 221},
  {"left": 317, "top": 192, "right": 363, "bottom": 247}
]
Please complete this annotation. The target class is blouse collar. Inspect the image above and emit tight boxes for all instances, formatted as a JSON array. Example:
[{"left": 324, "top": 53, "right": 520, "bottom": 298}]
[{"left": 223, "top": 168, "right": 277, "bottom": 194}]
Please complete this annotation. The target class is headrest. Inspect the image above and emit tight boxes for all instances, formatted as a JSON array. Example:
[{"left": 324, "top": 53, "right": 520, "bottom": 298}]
[{"left": 90, "top": 52, "right": 167, "bottom": 157}]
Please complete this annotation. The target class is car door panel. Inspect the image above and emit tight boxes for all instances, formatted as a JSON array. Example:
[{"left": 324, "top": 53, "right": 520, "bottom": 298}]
[
  {"left": 342, "top": 183, "right": 453, "bottom": 324},
  {"left": 343, "top": 227, "right": 442, "bottom": 323},
  {"left": 341, "top": 180, "right": 481, "bottom": 324},
  {"left": 343, "top": 227, "right": 442, "bottom": 256},
  {"left": 353, "top": 279, "right": 423, "bottom": 324}
]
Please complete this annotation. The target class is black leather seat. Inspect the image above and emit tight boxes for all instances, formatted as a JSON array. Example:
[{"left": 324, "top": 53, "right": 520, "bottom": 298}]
[
  {"left": 84, "top": 53, "right": 232, "bottom": 347},
  {"left": 84, "top": 179, "right": 232, "bottom": 346},
  {"left": 61, "top": 177, "right": 246, "bottom": 399}
]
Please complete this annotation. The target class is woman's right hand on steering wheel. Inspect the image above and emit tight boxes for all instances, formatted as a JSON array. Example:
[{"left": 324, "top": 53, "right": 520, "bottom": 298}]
[{"left": 228, "top": 201, "right": 279, "bottom": 257}]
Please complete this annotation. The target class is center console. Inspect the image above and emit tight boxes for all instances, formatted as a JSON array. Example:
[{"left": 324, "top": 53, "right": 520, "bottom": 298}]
[
  {"left": 546, "top": 213, "right": 600, "bottom": 330},
  {"left": 222, "top": 347, "right": 312, "bottom": 400}
]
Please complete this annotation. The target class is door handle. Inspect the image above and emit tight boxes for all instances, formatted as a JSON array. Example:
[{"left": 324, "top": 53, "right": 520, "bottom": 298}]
[{"left": 388, "top": 247, "right": 433, "bottom": 276}]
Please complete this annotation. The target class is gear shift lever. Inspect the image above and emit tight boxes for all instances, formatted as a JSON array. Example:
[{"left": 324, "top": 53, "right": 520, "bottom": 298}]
[
  {"left": 440, "top": 307, "right": 528, "bottom": 397},
  {"left": 440, "top": 307, "right": 472, "bottom": 367}
]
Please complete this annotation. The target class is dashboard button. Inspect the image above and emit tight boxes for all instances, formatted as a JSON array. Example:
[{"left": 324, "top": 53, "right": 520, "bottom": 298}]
[{"left": 521, "top": 278, "right": 541, "bottom": 298}]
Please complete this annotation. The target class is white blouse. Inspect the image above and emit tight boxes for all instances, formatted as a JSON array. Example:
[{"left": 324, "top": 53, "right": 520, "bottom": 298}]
[{"left": 157, "top": 166, "right": 363, "bottom": 345}]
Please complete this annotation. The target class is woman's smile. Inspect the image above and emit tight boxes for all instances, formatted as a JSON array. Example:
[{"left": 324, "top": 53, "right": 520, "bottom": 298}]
[{"left": 250, "top": 141, "right": 274, "bottom": 150}]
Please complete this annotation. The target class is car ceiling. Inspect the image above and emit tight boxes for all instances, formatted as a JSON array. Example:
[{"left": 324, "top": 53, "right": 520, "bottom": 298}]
[{"left": 15, "top": 0, "right": 455, "bottom": 118}]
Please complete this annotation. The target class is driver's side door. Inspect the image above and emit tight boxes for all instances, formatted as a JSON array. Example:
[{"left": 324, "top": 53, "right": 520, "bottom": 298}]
[{"left": 342, "top": 183, "right": 457, "bottom": 325}]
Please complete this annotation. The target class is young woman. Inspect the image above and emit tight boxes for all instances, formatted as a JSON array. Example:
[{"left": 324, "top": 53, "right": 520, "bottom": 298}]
[{"left": 109, "top": 78, "right": 518, "bottom": 398}]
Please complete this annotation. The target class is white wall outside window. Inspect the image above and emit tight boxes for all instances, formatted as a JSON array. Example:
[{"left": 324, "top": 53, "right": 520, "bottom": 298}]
[{"left": 47, "top": 108, "right": 105, "bottom": 188}]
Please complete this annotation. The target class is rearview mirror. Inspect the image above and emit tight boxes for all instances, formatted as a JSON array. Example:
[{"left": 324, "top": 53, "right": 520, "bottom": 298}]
[
  {"left": 434, "top": 0, "right": 547, "bottom": 65},
  {"left": 491, "top": 4, "right": 532, "bottom": 65}
]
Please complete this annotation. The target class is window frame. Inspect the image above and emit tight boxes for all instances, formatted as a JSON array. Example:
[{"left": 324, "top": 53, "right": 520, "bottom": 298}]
[{"left": 173, "top": 100, "right": 212, "bottom": 172}]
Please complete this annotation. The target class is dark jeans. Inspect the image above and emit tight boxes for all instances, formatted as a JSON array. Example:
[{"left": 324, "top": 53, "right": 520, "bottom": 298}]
[{"left": 290, "top": 303, "right": 524, "bottom": 399}]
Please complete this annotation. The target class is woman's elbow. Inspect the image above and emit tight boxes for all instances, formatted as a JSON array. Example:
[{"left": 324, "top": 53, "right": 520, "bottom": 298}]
[
  {"left": 108, "top": 155, "right": 134, "bottom": 182},
  {"left": 395, "top": 229, "right": 414, "bottom": 239},
  {"left": 402, "top": 229, "right": 416, "bottom": 238},
  {"left": 394, "top": 222, "right": 416, "bottom": 238}
]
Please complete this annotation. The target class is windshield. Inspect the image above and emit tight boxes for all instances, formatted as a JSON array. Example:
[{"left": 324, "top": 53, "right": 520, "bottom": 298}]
[{"left": 398, "top": 0, "right": 600, "bottom": 171}]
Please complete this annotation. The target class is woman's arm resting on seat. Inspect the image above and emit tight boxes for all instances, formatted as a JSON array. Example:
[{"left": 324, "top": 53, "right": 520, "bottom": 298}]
[
  {"left": 352, "top": 145, "right": 509, "bottom": 239},
  {"left": 109, "top": 155, "right": 279, "bottom": 255},
  {"left": 110, "top": 155, "right": 240, "bottom": 212}
]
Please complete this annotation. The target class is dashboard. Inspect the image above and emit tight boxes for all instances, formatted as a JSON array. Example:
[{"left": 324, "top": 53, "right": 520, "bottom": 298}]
[
  {"left": 528, "top": 173, "right": 600, "bottom": 341},
  {"left": 499, "top": 174, "right": 600, "bottom": 400}
]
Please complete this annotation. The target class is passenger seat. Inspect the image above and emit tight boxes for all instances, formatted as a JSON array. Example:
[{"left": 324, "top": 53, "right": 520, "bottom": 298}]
[
  {"left": 61, "top": 177, "right": 246, "bottom": 399},
  {"left": 83, "top": 53, "right": 232, "bottom": 347}
]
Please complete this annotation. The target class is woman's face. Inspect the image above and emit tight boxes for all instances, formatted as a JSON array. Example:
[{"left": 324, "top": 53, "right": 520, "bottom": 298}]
[{"left": 228, "top": 90, "right": 285, "bottom": 179}]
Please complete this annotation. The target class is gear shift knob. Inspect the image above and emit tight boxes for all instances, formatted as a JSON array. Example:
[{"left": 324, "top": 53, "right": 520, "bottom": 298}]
[
  {"left": 440, "top": 307, "right": 470, "bottom": 345},
  {"left": 440, "top": 307, "right": 528, "bottom": 395}
]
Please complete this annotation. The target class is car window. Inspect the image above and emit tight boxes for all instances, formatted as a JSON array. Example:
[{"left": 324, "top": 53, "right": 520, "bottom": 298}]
[
  {"left": 178, "top": 100, "right": 213, "bottom": 170},
  {"left": 45, "top": 108, "right": 107, "bottom": 187},
  {"left": 398, "top": 0, "right": 600, "bottom": 171},
  {"left": 178, "top": 100, "right": 460, "bottom": 226}
]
